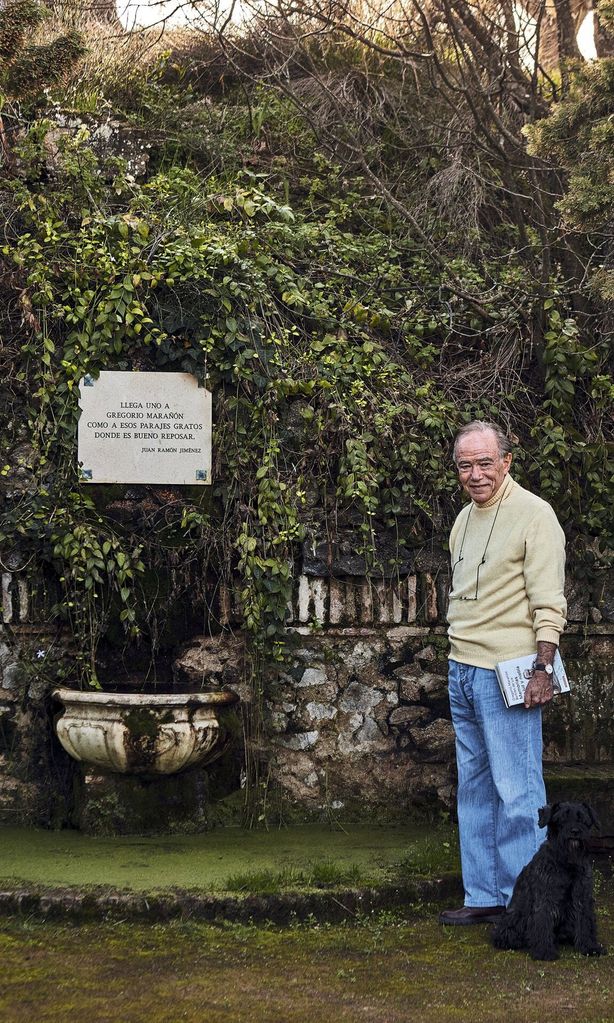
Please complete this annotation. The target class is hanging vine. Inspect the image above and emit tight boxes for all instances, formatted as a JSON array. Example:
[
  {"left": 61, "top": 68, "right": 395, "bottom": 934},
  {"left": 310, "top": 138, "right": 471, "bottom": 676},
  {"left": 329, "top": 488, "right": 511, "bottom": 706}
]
[{"left": 0, "top": 4, "right": 612, "bottom": 821}]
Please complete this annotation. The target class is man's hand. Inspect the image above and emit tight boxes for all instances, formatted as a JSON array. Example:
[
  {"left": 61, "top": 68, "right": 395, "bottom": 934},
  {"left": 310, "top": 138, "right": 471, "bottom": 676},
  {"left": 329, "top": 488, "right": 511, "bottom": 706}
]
[
  {"left": 524, "top": 641, "right": 558, "bottom": 708},
  {"left": 524, "top": 670, "right": 554, "bottom": 708}
]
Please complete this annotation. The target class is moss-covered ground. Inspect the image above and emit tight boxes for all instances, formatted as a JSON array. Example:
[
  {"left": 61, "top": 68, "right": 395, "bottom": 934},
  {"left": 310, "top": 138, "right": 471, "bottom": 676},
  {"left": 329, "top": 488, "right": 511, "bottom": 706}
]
[
  {"left": 0, "top": 823, "right": 458, "bottom": 893},
  {"left": 0, "top": 883, "right": 612, "bottom": 1023}
]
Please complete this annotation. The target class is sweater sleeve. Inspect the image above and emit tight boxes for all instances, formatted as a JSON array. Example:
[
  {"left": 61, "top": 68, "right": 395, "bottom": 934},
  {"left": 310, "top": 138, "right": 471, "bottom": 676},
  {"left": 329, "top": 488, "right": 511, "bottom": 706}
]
[{"left": 523, "top": 505, "right": 567, "bottom": 645}]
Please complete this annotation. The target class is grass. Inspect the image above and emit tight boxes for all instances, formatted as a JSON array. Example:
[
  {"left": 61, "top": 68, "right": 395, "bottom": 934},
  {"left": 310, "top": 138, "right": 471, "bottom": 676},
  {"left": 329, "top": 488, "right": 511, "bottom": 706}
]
[
  {"left": 224, "top": 860, "right": 367, "bottom": 894},
  {"left": 0, "top": 822, "right": 459, "bottom": 894},
  {"left": 0, "top": 883, "right": 612, "bottom": 1023}
]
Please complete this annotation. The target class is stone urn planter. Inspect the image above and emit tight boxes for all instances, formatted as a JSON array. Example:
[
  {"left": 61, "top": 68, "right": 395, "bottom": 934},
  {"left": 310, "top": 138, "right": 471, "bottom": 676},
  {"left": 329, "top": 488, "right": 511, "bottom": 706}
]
[{"left": 52, "top": 688, "right": 239, "bottom": 776}]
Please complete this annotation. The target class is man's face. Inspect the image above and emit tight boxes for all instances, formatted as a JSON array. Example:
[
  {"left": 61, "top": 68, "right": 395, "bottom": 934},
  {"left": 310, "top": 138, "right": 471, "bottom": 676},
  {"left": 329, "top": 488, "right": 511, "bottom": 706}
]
[{"left": 455, "top": 429, "right": 512, "bottom": 505}]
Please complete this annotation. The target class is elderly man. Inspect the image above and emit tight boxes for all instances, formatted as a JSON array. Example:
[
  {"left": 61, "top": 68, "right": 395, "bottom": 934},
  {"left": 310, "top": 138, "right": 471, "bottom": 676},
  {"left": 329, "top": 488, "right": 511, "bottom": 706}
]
[{"left": 439, "top": 421, "right": 567, "bottom": 925}]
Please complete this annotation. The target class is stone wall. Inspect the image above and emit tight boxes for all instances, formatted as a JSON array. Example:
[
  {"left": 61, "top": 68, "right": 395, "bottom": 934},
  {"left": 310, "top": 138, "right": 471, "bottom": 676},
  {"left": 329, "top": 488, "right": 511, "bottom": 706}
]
[
  {"left": 175, "top": 567, "right": 614, "bottom": 822},
  {"left": 1, "top": 559, "right": 613, "bottom": 830}
]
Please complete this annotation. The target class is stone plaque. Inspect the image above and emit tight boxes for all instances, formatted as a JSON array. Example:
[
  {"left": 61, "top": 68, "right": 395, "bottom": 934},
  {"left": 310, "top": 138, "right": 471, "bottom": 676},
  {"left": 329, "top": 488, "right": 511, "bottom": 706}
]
[{"left": 77, "top": 371, "right": 212, "bottom": 484}]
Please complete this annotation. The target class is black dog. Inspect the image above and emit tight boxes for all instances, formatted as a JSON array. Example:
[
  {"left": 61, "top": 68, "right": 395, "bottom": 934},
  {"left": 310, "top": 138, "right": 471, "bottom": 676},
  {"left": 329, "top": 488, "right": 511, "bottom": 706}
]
[{"left": 492, "top": 801, "right": 607, "bottom": 961}]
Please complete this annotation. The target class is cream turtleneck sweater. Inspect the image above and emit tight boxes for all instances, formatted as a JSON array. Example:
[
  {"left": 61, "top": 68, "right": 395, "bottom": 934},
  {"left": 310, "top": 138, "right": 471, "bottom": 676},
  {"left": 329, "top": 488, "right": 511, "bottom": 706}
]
[{"left": 447, "top": 475, "right": 567, "bottom": 669}]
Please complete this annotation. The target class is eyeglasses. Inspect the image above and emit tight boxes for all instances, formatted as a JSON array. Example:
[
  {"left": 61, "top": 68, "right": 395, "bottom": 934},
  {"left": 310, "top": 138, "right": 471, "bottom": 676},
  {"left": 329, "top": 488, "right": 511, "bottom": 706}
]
[
  {"left": 455, "top": 458, "right": 498, "bottom": 476},
  {"left": 450, "top": 554, "right": 485, "bottom": 601}
]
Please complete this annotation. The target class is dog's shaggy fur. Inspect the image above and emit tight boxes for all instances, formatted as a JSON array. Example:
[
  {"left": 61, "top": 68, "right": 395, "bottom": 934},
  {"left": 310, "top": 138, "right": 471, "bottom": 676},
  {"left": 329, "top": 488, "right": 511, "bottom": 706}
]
[{"left": 492, "top": 801, "right": 607, "bottom": 961}]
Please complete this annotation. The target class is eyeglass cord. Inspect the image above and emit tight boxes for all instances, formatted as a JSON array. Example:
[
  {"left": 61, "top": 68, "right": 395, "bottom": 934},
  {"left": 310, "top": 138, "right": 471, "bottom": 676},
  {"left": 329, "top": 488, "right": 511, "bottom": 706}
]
[{"left": 451, "top": 481, "right": 508, "bottom": 600}]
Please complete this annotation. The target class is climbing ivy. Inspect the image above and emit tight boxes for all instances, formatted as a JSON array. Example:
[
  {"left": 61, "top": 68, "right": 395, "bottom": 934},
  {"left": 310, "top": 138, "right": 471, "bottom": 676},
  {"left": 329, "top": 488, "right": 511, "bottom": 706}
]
[
  {"left": 1, "top": 104, "right": 612, "bottom": 681},
  {"left": 0, "top": 22, "right": 612, "bottom": 826}
]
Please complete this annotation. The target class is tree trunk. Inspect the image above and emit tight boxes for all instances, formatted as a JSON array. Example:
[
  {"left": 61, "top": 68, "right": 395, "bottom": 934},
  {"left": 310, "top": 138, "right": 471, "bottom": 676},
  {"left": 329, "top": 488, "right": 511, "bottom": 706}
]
[
  {"left": 521, "top": 0, "right": 588, "bottom": 68},
  {"left": 594, "top": 0, "right": 614, "bottom": 55},
  {"left": 553, "top": 0, "right": 583, "bottom": 56}
]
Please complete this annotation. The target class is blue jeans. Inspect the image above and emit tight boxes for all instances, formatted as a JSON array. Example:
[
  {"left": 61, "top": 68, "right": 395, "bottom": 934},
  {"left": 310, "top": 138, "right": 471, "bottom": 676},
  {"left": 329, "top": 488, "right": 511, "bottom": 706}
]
[{"left": 448, "top": 659, "right": 546, "bottom": 907}]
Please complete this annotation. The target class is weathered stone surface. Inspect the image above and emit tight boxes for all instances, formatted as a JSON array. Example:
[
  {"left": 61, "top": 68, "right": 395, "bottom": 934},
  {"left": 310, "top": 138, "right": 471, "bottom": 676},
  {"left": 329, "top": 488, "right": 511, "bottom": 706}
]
[
  {"left": 338, "top": 681, "right": 381, "bottom": 714},
  {"left": 344, "top": 640, "right": 380, "bottom": 670},
  {"left": 565, "top": 578, "right": 590, "bottom": 622},
  {"left": 305, "top": 702, "right": 337, "bottom": 722},
  {"left": 3, "top": 442, "right": 38, "bottom": 499},
  {"left": 294, "top": 576, "right": 329, "bottom": 621},
  {"left": 1, "top": 662, "right": 21, "bottom": 692},
  {"left": 329, "top": 579, "right": 345, "bottom": 625},
  {"left": 594, "top": 572, "right": 614, "bottom": 622},
  {"left": 172, "top": 633, "right": 244, "bottom": 694},
  {"left": 270, "top": 750, "right": 322, "bottom": 802},
  {"left": 354, "top": 716, "right": 384, "bottom": 740},
  {"left": 398, "top": 678, "right": 420, "bottom": 702},
  {"left": 436, "top": 783, "right": 456, "bottom": 808},
  {"left": 302, "top": 534, "right": 414, "bottom": 577},
  {"left": 385, "top": 626, "right": 415, "bottom": 644},
  {"left": 415, "top": 645, "right": 436, "bottom": 662},
  {"left": 44, "top": 113, "right": 151, "bottom": 180},
  {"left": 273, "top": 742, "right": 456, "bottom": 815},
  {"left": 388, "top": 706, "right": 430, "bottom": 726},
  {"left": 277, "top": 731, "right": 319, "bottom": 751},
  {"left": 358, "top": 580, "right": 373, "bottom": 624},
  {"left": 394, "top": 663, "right": 422, "bottom": 682},
  {"left": 424, "top": 574, "right": 438, "bottom": 622},
  {"left": 419, "top": 673, "right": 449, "bottom": 702},
  {"left": 576, "top": 636, "right": 614, "bottom": 659},
  {"left": 414, "top": 550, "right": 449, "bottom": 573},
  {"left": 393, "top": 663, "right": 447, "bottom": 704},
  {"left": 336, "top": 731, "right": 359, "bottom": 755},
  {"left": 267, "top": 709, "right": 290, "bottom": 733},
  {"left": 2, "top": 557, "right": 612, "bottom": 828},
  {"left": 292, "top": 646, "right": 326, "bottom": 664},
  {"left": 0, "top": 640, "right": 19, "bottom": 689},
  {"left": 0, "top": 631, "right": 16, "bottom": 663},
  {"left": 77, "top": 766, "right": 214, "bottom": 835},
  {"left": 335, "top": 706, "right": 391, "bottom": 752},
  {"left": 408, "top": 719, "right": 456, "bottom": 762},
  {"left": 297, "top": 667, "right": 328, "bottom": 688},
  {"left": 0, "top": 776, "right": 41, "bottom": 826},
  {"left": 394, "top": 664, "right": 422, "bottom": 701},
  {"left": 407, "top": 575, "right": 417, "bottom": 622}
]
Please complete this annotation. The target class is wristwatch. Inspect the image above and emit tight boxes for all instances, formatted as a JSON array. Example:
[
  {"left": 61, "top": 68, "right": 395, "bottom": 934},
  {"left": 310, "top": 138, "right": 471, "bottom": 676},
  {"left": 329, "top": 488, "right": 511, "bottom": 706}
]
[{"left": 534, "top": 662, "right": 554, "bottom": 675}]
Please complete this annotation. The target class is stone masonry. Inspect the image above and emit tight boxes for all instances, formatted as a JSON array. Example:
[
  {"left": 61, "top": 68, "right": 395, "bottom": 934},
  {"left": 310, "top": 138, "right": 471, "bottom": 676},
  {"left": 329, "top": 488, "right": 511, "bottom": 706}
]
[{"left": 1, "top": 558, "right": 613, "bottom": 828}]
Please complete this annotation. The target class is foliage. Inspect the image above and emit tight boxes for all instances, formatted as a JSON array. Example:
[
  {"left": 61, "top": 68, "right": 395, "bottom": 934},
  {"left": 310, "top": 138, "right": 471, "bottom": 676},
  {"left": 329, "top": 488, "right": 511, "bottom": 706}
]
[
  {"left": 1, "top": 101, "right": 611, "bottom": 665},
  {"left": 526, "top": 58, "right": 614, "bottom": 302},
  {"left": 0, "top": 11, "right": 612, "bottom": 818},
  {"left": 0, "top": 1, "right": 86, "bottom": 101},
  {"left": 0, "top": 131, "right": 469, "bottom": 675}
]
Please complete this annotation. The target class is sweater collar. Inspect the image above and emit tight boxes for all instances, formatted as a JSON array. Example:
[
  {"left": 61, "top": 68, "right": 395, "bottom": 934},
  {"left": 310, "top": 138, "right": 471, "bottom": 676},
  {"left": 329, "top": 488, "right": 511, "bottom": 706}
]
[{"left": 473, "top": 473, "right": 516, "bottom": 510}]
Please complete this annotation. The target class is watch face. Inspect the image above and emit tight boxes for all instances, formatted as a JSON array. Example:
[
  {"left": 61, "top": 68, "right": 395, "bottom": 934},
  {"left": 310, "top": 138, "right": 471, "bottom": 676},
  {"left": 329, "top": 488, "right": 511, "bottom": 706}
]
[{"left": 544, "top": 664, "right": 554, "bottom": 675}]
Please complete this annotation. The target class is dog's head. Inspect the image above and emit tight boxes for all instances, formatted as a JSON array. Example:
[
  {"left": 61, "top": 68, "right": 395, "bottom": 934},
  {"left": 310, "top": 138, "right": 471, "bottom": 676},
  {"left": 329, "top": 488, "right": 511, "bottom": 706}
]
[{"left": 538, "top": 802, "right": 600, "bottom": 863}]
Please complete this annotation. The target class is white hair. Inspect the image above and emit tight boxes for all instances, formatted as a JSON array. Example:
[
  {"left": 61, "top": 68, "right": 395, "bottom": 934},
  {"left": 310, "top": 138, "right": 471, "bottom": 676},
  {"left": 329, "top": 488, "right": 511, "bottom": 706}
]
[{"left": 453, "top": 421, "right": 512, "bottom": 462}]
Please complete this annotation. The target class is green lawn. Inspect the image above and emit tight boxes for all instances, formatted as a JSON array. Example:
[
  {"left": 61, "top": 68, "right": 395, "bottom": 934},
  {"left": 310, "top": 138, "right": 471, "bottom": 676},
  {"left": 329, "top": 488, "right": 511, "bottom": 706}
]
[
  {"left": 0, "top": 823, "right": 458, "bottom": 893},
  {"left": 0, "top": 891, "right": 612, "bottom": 1023}
]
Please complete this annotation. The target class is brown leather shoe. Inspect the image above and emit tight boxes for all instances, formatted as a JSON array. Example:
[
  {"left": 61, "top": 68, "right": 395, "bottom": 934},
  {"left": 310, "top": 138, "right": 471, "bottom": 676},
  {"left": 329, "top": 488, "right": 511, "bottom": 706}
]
[{"left": 438, "top": 905, "right": 506, "bottom": 925}]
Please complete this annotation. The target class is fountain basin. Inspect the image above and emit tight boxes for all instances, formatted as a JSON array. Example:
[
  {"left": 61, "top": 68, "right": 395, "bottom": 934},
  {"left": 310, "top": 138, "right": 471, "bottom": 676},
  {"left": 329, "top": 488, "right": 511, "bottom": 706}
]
[{"left": 52, "top": 688, "right": 239, "bottom": 775}]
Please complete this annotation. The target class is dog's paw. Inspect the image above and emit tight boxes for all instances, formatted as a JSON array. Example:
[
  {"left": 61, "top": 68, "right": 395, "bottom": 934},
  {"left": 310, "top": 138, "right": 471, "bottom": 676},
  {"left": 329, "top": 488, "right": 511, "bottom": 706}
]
[{"left": 578, "top": 943, "right": 607, "bottom": 957}]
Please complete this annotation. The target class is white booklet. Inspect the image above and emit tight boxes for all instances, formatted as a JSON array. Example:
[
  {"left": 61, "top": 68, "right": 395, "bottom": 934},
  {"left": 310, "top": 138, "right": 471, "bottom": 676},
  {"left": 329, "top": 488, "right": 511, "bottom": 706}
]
[{"left": 495, "top": 650, "right": 570, "bottom": 709}]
